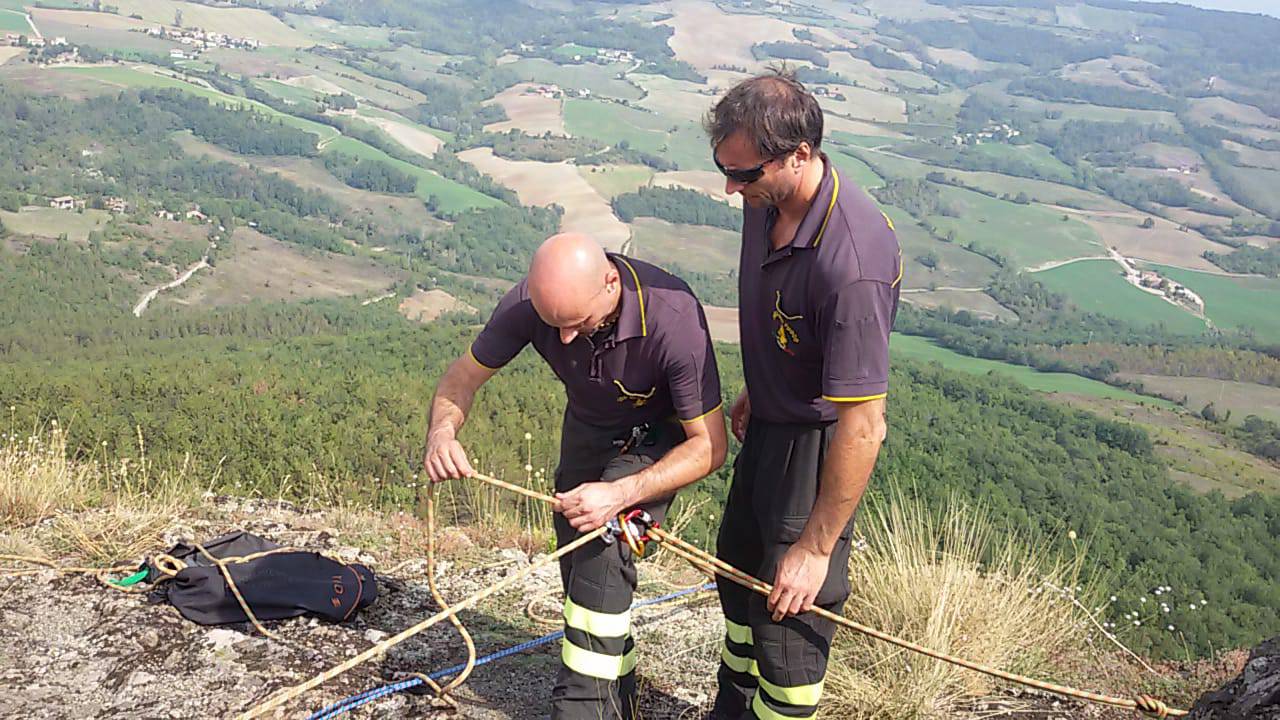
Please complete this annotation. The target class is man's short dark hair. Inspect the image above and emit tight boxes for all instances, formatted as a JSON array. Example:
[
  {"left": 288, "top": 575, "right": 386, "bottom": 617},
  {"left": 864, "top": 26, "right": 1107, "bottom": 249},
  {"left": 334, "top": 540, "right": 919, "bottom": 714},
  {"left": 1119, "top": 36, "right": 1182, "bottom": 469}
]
[{"left": 704, "top": 69, "right": 824, "bottom": 159}]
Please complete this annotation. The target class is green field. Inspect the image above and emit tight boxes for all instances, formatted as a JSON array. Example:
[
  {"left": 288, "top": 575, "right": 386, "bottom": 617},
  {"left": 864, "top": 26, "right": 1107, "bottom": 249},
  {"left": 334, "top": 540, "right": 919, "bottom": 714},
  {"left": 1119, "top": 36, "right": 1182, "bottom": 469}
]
[
  {"left": 56, "top": 66, "right": 339, "bottom": 141},
  {"left": 884, "top": 205, "right": 999, "bottom": 290},
  {"left": 506, "top": 58, "right": 642, "bottom": 101},
  {"left": 254, "top": 79, "right": 322, "bottom": 105},
  {"left": 1211, "top": 164, "right": 1280, "bottom": 220},
  {"left": 892, "top": 333, "right": 1174, "bottom": 406},
  {"left": 849, "top": 145, "right": 1121, "bottom": 209},
  {"left": 926, "top": 185, "right": 1101, "bottom": 268},
  {"left": 0, "top": 8, "right": 29, "bottom": 32},
  {"left": 551, "top": 43, "right": 599, "bottom": 60},
  {"left": 830, "top": 132, "right": 906, "bottom": 149},
  {"left": 899, "top": 141, "right": 1076, "bottom": 184},
  {"left": 828, "top": 148, "right": 885, "bottom": 189},
  {"left": 1035, "top": 260, "right": 1209, "bottom": 335},
  {"left": 630, "top": 217, "right": 739, "bottom": 274},
  {"left": 0, "top": 207, "right": 111, "bottom": 242},
  {"left": 578, "top": 164, "right": 652, "bottom": 199},
  {"left": 55, "top": 66, "right": 497, "bottom": 215},
  {"left": 319, "top": 137, "right": 501, "bottom": 214},
  {"left": 1156, "top": 265, "right": 1280, "bottom": 343},
  {"left": 563, "top": 99, "right": 710, "bottom": 171},
  {"left": 283, "top": 13, "right": 393, "bottom": 49}
]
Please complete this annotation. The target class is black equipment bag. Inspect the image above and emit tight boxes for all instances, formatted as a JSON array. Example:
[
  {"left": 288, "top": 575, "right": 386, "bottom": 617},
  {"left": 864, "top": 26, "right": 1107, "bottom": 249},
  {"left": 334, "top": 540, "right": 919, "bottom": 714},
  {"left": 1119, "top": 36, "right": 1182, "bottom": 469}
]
[{"left": 147, "top": 531, "right": 377, "bottom": 625}]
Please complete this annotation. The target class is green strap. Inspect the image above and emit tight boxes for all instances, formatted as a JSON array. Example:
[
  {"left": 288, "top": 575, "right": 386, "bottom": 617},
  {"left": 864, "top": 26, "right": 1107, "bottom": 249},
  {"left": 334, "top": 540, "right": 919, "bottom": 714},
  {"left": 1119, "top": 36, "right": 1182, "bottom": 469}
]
[{"left": 109, "top": 569, "right": 149, "bottom": 587}]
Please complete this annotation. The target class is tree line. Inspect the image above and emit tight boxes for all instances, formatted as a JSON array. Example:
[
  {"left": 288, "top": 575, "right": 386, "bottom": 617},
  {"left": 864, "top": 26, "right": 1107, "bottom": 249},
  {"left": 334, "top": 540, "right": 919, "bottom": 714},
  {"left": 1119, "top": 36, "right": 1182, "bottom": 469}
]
[{"left": 611, "top": 186, "right": 741, "bottom": 230}]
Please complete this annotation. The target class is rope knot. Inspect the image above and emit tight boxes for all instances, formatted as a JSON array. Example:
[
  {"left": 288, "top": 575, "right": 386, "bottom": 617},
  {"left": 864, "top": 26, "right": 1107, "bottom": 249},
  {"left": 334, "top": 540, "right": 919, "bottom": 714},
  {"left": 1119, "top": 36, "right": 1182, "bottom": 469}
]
[{"left": 1135, "top": 694, "right": 1171, "bottom": 718}]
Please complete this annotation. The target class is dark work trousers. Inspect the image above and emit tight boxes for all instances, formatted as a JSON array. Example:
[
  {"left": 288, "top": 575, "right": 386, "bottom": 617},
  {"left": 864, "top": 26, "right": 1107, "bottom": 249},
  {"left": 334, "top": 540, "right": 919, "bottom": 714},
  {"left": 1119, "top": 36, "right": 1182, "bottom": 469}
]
[
  {"left": 712, "top": 419, "right": 854, "bottom": 720},
  {"left": 550, "top": 410, "right": 682, "bottom": 720}
]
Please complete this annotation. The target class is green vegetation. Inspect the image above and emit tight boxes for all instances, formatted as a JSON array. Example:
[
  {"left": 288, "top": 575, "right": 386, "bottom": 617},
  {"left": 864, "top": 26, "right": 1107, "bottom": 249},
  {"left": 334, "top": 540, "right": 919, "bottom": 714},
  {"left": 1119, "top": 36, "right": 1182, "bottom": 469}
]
[
  {"left": 895, "top": 141, "right": 1077, "bottom": 185},
  {"left": 578, "top": 165, "right": 652, "bottom": 199},
  {"left": 471, "top": 130, "right": 603, "bottom": 163},
  {"left": 753, "top": 40, "right": 828, "bottom": 67},
  {"left": 1157, "top": 265, "right": 1280, "bottom": 342},
  {"left": 563, "top": 99, "right": 710, "bottom": 171},
  {"left": 1205, "top": 243, "right": 1280, "bottom": 277},
  {"left": 891, "top": 333, "right": 1169, "bottom": 404},
  {"left": 611, "top": 186, "right": 740, "bottom": 231},
  {"left": 0, "top": 8, "right": 29, "bottom": 33},
  {"left": 505, "top": 58, "right": 643, "bottom": 101},
  {"left": 827, "top": 149, "right": 885, "bottom": 189},
  {"left": 1035, "top": 260, "right": 1208, "bottom": 335},
  {"left": 321, "top": 151, "right": 417, "bottom": 194},
  {"left": 1009, "top": 76, "right": 1182, "bottom": 112},
  {"left": 926, "top": 185, "right": 1101, "bottom": 269},
  {"left": 1207, "top": 164, "right": 1280, "bottom": 220},
  {"left": 885, "top": 17, "right": 1121, "bottom": 69},
  {"left": 139, "top": 89, "right": 320, "bottom": 156},
  {"left": 321, "top": 136, "right": 502, "bottom": 213},
  {"left": 55, "top": 67, "right": 340, "bottom": 142},
  {"left": 1, "top": 280, "right": 1275, "bottom": 659}
]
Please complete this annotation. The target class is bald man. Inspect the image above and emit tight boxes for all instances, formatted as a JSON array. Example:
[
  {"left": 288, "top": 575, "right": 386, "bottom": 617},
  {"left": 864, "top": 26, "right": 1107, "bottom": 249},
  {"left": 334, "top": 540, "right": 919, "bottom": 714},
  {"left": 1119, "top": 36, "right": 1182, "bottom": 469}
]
[{"left": 424, "top": 234, "right": 728, "bottom": 720}]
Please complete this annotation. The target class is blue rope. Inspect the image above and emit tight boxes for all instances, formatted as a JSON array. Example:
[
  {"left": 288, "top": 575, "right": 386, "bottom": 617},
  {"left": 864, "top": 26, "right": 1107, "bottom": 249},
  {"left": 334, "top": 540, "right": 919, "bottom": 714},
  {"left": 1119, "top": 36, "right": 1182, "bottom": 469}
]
[{"left": 306, "top": 582, "right": 716, "bottom": 720}]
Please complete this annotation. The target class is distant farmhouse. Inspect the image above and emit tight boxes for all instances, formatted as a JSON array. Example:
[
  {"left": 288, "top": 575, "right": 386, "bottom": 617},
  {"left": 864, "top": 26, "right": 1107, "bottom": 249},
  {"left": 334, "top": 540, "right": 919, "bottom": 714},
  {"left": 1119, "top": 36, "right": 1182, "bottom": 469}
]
[{"left": 49, "top": 196, "right": 85, "bottom": 211}]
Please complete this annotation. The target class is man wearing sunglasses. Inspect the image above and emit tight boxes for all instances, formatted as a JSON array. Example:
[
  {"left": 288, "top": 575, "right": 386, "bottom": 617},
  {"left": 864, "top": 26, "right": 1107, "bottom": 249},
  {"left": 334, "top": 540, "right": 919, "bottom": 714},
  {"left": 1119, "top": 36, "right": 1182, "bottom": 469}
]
[
  {"left": 704, "top": 70, "right": 902, "bottom": 720},
  {"left": 423, "top": 232, "right": 728, "bottom": 720}
]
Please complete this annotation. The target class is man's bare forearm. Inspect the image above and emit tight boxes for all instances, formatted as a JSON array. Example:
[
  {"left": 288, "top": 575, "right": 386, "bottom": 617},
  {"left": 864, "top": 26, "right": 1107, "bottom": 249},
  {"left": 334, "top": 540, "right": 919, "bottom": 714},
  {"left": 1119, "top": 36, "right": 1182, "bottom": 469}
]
[
  {"left": 796, "top": 403, "right": 885, "bottom": 556},
  {"left": 427, "top": 356, "right": 491, "bottom": 441}
]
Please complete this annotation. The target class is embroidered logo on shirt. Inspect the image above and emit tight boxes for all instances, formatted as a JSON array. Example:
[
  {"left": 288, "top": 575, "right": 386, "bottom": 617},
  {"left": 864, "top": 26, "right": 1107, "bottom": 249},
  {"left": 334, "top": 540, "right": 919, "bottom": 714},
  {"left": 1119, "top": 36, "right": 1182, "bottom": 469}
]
[
  {"left": 772, "top": 290, "right": 803, "bottom": 356},
  {"left": 614, "top": 379, "right": 656, "bottom": 408}
]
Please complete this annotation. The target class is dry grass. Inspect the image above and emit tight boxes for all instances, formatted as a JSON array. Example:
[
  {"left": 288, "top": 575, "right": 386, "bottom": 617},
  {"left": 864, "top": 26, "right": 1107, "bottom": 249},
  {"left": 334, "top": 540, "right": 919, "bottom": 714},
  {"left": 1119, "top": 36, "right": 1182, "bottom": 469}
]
[
  {"left": 825, "top": 492, "right": 1092, "bottom": 719},
  {"left": 1, "top": 423, "right": 201, "bottom": 566}
]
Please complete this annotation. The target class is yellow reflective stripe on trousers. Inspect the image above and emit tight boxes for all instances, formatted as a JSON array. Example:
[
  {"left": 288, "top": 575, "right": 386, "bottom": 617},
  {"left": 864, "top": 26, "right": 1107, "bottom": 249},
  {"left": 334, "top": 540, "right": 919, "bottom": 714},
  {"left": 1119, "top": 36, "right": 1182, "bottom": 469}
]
[
  {"left": 725, "top": 618, "right": 753, "bottom": 645},
  {"left": 561, "top": 638, "right": 636, "bottom": 680},
  {"left": 752, "top": 690, "right": 817, "bottom": 720},
  {"left": 720, "top": 644, "right": 759, "bottom": 677},
  {"left": 758, "top": 676, "right": 825, "bottom": 708},
  {"left": 563, "top": 596, "right": 631, "bottom": 639}
]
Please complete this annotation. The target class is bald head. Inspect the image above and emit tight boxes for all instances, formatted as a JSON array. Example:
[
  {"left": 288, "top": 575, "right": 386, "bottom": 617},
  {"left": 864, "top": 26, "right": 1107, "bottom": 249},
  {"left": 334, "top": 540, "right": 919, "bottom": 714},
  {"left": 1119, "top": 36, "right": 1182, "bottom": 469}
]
[{"left": 528, "top": 233, "right": 621, "bottom": 344}]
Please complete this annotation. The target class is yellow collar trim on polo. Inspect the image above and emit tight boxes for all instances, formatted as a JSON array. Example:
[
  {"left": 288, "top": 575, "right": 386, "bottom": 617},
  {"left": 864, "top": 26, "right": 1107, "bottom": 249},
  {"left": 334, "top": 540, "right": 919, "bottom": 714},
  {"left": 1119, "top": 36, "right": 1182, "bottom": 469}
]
[
  {"left": 614, "top": 255, "right": 648, "bottom": 337},
  {"left": 810, "top": 167, "right": 840, "bottom": 248}
]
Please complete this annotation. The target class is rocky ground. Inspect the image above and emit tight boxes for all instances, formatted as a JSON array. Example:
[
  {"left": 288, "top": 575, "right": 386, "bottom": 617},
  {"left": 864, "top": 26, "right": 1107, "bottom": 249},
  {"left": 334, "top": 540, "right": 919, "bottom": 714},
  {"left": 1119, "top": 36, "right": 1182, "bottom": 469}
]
[
  {"left": 0, "top": 495, "right": 1252, "bottom": 719},
  {"left": 0, "top": 496, "right": 725, "bottom": 720}
]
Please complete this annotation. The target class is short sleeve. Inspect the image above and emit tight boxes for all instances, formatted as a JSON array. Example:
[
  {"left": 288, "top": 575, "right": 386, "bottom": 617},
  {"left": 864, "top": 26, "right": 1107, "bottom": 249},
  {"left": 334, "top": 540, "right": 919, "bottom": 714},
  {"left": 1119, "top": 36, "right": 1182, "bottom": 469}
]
[
  {"left": 664, "top": 305, "right": 723, "bottom": 424},
  {"left": 469, "top": 280, "right": 535, "bottom": 370},
  {"left": 817, "top": 279, "right": 897, "bottom": 402}
]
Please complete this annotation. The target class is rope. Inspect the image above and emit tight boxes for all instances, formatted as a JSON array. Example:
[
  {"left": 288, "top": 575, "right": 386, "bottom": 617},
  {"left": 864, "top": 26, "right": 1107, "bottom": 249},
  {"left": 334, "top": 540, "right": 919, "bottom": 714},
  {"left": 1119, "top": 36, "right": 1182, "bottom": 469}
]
[
  {"left": 235, "top": 526, "right": 608, "bottom": 720},
  {"left": 307, "top": 582, "right": 716, "bottom": 720},
  {"left": 408, "top": 482, "right": 477, "bottom": 709},
  {"left": 459, "top": 473, "right": 1187, "bottom": 719},
  {"left": 645, "top": 526, "right": 1188, "bottom": 719}
]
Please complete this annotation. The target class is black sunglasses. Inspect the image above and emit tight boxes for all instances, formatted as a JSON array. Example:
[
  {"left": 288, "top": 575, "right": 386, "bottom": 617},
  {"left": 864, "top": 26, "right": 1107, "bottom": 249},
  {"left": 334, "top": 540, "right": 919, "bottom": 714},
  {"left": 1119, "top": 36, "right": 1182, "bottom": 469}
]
[{"left": 714, "top": 153, "right": 774, "bottom": 184}]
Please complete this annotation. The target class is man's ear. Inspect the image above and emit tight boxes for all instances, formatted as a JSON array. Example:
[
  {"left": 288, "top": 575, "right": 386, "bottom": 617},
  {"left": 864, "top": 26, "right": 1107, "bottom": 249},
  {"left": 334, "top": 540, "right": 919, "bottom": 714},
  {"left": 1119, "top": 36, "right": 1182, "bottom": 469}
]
[{"left": 792, "top": 141, "right": 812, "bottom": 167}]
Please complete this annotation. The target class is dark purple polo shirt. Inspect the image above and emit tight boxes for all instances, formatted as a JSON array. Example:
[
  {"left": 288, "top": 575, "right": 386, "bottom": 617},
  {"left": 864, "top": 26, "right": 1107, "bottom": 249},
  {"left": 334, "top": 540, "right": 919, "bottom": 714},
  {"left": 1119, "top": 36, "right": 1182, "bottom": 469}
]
[
  {"left": 469, "top": 254, "right": 723, "bottom": 429},
  {"left": 738, "top": 155, "right": 902, "bottom": 424}
]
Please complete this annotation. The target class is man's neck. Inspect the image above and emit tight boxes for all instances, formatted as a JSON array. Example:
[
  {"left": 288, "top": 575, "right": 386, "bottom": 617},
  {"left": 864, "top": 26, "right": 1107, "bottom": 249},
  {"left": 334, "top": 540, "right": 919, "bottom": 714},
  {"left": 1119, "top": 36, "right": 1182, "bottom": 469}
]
[{"left": 775, "top": 153, "right": 826, "bottom": 223}]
